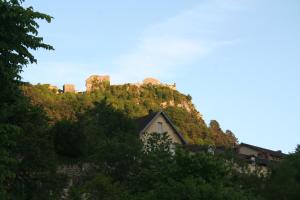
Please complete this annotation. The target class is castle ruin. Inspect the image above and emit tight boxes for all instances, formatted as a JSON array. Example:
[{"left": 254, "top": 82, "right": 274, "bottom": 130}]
[
  {"left": 59, "top": 75, "right": 176, "bottom": 93},
  {"left": 63, "top": 84, "right": 75, "bottom": 93},
  {"left": 142, "top": 77, "right": 176, "bottom": 90},
  {"left": 85, "top": 75, "right": 110, "bottom": 92},
  {"left": 143, "top": 77, "right": 161, "bottom": 85}
]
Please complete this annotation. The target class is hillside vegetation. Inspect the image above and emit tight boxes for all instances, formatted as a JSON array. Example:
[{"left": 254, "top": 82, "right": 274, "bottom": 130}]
[
  {"left": 2, "top": 1, "right": 300, "bottom": 199},
  {"left": 22, "top": 83, "right": 237, "bottom": 147}
]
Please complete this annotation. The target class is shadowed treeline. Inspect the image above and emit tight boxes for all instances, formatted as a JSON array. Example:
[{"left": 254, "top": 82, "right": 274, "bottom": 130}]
[{"left": 1, "top": 1, "right": 300, "bottom": 199}]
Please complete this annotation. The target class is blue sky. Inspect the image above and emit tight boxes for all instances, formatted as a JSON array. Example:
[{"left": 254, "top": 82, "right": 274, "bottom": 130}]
[{"left": 22, "top": 0, "right": 300, "bottom": 153}]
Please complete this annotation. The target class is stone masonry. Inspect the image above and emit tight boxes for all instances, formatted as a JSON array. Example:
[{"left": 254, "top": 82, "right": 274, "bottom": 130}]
[
  {"left": 63, "top": 84, "right": 75, "bottom": 93},
  {"left": 86, "top": 75, "right": 110, "bottom": 92}
]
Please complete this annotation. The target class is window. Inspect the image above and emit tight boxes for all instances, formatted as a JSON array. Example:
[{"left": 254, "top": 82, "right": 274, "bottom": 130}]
[
  {"left": 207, "top": 145, "right": 215, "bottom": 155},
  {"left": 157, "top": 122, "right": 163, "bottom": 133},
  {"left": 250, "top": 156, "right": 256, "bottom": 165}
]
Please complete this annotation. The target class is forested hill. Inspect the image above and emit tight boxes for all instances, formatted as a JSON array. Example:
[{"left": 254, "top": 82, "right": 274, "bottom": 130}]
[{"left": 21, "top": 83, "right": 237, "bottom": 147}]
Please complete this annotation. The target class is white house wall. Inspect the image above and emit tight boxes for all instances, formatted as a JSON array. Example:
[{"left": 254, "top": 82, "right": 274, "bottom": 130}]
[{"left": 140, "top": 114, "right": 182, "bottom": 144}]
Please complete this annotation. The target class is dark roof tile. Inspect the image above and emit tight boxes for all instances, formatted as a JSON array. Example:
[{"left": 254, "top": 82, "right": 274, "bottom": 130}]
[
  {"left": 240, "top": 143, "right": 286, "bottom": 157},
  {"left": 135, "top": 111, "right": 158, "bottom": 133}
]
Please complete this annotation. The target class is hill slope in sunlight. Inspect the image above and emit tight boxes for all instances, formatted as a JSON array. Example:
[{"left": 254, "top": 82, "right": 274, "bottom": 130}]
[{"left": 22, "top": 83, "right": 237, "bottom": 147}]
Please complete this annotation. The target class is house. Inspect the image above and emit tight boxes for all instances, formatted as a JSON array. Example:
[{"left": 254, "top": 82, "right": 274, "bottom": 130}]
[
  {"left": 185, "top": 142, "right": 286, "bottom": 175},
  {"left": 184, "top": 144, "right": 227, "bottom": 155},
  {"left": 135, "top": 111, "right": 286, "bottom": 173},
  {"left": 234, "top": 143, "right": 286, "bottom": 174},
  {"left": 185, "top": 143, "right": 285, "bottom": 163},
  {"left": 135, "top": 110, "right": 186, "bottom": 146},
  {"left": 237, "top": 143, "right": 286, "bottom": 165}
]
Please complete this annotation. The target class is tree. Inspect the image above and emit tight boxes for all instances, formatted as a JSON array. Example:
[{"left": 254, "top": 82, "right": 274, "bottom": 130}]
[
  {"left": 0, "top": 0, "right": 59, "bottom": 198},
  {"left": 128, "top": 140, "right": 259, "bottom": 200},
  {"left": 263, "top": 145, "right": 300, "bottom": 200},
  {"left": 53, "top": 120, "right": 86, "bottom": 158},
  {"left": 7, "top": 104, "right": 64, "bottom": 199},
  {"left": 0, "top": 124, "right": 20, "bottom": 197},
  {"left": 79, "top": 100, "right": 142, "bottom": 181},
  {"left": 0, "top": 0, "right": 53, "bottom": 111},
  {"left": 81, "top": 173, "right": 129, "bottom": 200},
  {"left": 209, "top": 120, "right": 237, "bottom": 147}
]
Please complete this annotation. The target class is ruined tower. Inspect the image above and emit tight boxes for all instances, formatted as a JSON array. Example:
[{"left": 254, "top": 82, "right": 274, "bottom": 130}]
[
  {"left": 86, "top": 75, "right": 110, "bottom": 92},
  {"left": 63, "top": 84, "right": 75, "bottom": 93},
  {"left": 143, "top": 77, "right": 161, "bottom": 85}
]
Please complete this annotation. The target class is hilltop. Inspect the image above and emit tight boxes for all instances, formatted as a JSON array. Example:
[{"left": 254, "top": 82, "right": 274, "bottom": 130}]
[{"left": 21, "top": 76, "right": 237, "bottom": 147}]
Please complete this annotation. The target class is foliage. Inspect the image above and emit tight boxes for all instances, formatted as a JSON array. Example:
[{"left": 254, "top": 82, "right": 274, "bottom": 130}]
[
  {"left": 209, "top": 120, "right": 237, "bottom": 147},
  {"left": 82, "top": 173, "right": 130, "bottom": 200},
  {"left": 165, "top": 106, "right": 211, "bottom": 144},
  {"left": 68, "top": 125, "right": 259, "bottom": 200},
  {"left": 52, "top": 120, "right": 86, "bottom": 158},
  {"left": 2, "top": 1, "right": 298, "bottom": 200},
  {"left": 142, "top": 132, "right": 173, "bottom": 154},
  {"left": 263, "top": 145, "right": 300, "bottom": 200},
  {"left": 0, "top": 0, "right": 63, "bottom": 199},
  {"left": 78, "top": 101, "right": 142, "bottom": 182},
  {"left": 0, "top": 124, "right": 20, "bottom": 197},
  {"left": 3, "top": 98, "right": 64, "bottom": 199},
  {"left": 22, "top": 83, "right": 238, "bottom": 147},
  {"left": 0, "top": 0, "right": 53, "bottom": 113},
  {"left": 127, "top": 137, "right": 259, "bottom": 200}
]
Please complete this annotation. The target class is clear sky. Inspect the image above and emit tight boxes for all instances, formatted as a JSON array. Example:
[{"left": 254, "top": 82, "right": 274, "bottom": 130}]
[{"left": 22, "top": 0, "right": 300, "bottom": 153}]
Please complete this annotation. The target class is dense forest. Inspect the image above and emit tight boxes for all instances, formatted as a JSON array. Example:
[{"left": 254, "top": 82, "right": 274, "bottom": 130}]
[
  {"left": 1, "top": 1, "right": 300, "bottom": 199},
  {"left": 21, "top": 83, "right": 237, "bottom": 147}
]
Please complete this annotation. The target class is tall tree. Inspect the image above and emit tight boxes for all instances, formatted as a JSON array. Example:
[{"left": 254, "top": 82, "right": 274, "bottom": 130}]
[
  {"left": 209, "top": 120, "right": 237, "bottom": 147},
  {"left": 0, "top": 0, "right": 53, "bottom": 113},
  {"left": 0, "top": 0, "right": 59, "bottom": 198},
  {"left": 263, "top": 145, "right": 300, "bottom": 200}
]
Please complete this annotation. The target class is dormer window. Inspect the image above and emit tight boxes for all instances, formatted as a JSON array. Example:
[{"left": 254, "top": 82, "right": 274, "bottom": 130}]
[
  {"left": 157, "top": 122, "right": 163, "bottom": 133},
  {"left": 251, "top": 156, "right": 256, "bottom": 165},
  {"left": 207, "top": 145, "right": 215, "bottom": 155}
]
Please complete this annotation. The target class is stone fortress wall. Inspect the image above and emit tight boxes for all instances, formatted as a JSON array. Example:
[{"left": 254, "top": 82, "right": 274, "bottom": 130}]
[
  {"left": 139, "top": 77, "right": 176, "bottom": 90},
  {"left": 51, "top": 75, "right": 176, "bottom": 93}
]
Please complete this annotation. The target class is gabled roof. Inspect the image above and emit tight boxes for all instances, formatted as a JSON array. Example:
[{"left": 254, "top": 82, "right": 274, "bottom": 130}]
[
  {"left": 135, "top": 111, "right": 187, "bottom": 145},
  {"left": 184, "top": 144, "right": 228, "bottom": 154},
  {"left": 239, "top": 143, "right": 286, "bottom": 157}
]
